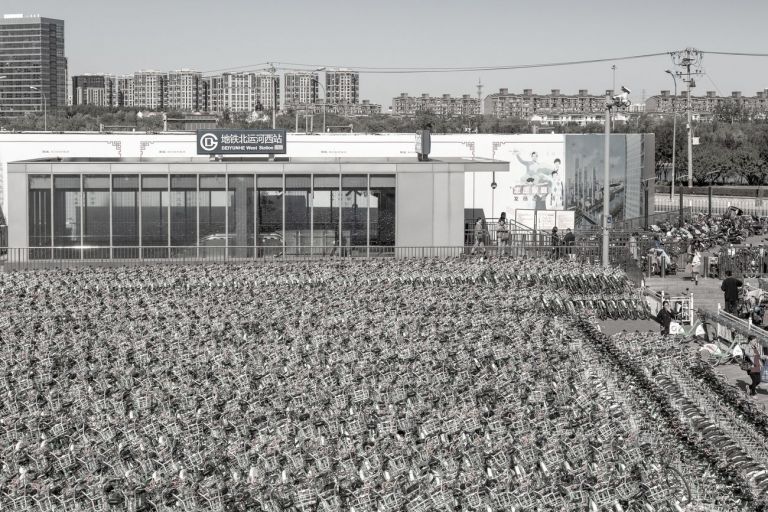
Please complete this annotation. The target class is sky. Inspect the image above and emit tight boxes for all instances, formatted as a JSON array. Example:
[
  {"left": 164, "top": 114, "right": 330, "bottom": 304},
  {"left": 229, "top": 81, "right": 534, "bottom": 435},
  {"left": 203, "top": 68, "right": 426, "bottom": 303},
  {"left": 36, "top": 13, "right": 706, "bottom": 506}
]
[{"left": 5, "top": 0, "right": 768, "bottom": 108}]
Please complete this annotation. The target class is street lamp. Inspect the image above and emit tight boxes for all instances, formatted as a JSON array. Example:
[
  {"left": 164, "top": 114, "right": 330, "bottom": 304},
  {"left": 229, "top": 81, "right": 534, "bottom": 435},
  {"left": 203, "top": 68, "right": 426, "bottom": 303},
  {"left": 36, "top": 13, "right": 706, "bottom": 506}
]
[
  {"left": 314, "top": 67, "right": 327, "bottom": 133},
  {"left": 603, "top": 86, "right": 631, "bottom": 268},
  {"left": 665, "top": 70, "right": 677, "bottom": 200},
  {"left": 29, "top": 85, "right": 47, "bottom": 131}
]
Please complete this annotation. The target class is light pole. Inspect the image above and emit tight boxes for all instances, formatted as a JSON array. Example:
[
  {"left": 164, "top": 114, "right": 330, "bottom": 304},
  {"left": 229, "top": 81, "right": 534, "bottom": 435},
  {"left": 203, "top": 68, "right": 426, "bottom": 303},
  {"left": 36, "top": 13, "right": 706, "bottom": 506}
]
[
  {"left": 665, "top": 70, "right": 677, "bottom": 200},
  {"left": 314, "top": 67, "right": 326, "bottom": 133},
  {"left": 603, "top": 86, "right": 631, "bottom": 268},
  {"left": 29, "top": 85, "right": 47, "bottom": 131}
]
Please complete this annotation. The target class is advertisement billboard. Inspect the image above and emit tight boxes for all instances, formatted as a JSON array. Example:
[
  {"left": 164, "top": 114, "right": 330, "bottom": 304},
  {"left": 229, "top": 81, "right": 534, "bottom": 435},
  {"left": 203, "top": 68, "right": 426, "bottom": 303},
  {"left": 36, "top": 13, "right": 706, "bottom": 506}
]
[
  {"left": 196, "top": 129, "right": 286, "bottom": 155},
  {"left": 489, "top": 138, "right": 566, "bottom": 221}
]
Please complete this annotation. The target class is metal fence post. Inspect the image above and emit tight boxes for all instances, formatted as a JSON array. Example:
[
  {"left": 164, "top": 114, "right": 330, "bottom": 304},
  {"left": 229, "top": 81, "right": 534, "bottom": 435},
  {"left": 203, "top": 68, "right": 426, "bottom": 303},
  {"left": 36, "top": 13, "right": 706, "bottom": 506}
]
[{"left": 708, "top": 186, "right": 712, "bottom": 217}]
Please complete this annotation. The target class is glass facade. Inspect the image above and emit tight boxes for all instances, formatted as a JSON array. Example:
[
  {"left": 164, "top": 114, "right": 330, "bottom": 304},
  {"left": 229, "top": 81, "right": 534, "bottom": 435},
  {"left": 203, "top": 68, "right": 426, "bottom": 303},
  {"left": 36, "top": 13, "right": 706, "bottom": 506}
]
[
  {"left": 313, "top": 175, "right": 340, "bottom": 255},
  {"left": 0, "top": 16, "right": 67, "bottom": 116},
  {"left": 27, "top": 172, "right": 396, "bottom": 258},
  {"left": 285, "top": 175, "right": 311, "bottom": 254},
  {"left": 83, "top": 175, "right": 110, "bottom": 259},
  {"left": 112, "top": 175, "right": 139, "bottom": 258},
  {"left": 53, "top": 175, "right": 80, "bottom": 258},
  {"left": 170, "top": 175, "right": 197, "bottom": 253},
  {"left": 141, "top": 175, "right": 169, "bottom": 258},
  {"left": 28, "top": 175, "right": 51, "bottom": 258},
  {"left": 370, "top": 175, "right": 396, "bottom": 246}
]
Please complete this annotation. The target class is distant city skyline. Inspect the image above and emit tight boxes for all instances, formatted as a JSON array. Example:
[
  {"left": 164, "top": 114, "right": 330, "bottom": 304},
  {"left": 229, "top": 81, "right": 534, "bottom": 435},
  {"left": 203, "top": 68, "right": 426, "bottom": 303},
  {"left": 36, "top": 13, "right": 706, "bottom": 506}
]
[{"left": 6, "top": 0, "right": 768, "bottom": 108}]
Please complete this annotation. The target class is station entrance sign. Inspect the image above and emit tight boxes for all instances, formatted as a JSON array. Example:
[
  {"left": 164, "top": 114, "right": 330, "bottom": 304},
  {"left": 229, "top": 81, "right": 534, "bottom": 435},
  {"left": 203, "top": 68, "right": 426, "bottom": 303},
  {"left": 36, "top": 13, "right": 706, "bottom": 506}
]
[{"left": 196, "top": 129, "right": 287, "bottom": 155}]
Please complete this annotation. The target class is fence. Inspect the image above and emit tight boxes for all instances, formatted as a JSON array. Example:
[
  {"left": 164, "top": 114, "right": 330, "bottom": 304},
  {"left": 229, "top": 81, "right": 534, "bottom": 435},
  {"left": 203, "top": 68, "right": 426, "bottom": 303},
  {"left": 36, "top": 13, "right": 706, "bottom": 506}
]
[
  {"left": 643, "top": 288, "right": 695, "bottom": 325},
  {"left": 1, "top": 242, "right": 639, "bottom": 272},
  {"left": 656, "top": 193, "right": 768, "bottom": 217},
  {"left": 697, "top": 307, "right": 768, "bottom": 348}
]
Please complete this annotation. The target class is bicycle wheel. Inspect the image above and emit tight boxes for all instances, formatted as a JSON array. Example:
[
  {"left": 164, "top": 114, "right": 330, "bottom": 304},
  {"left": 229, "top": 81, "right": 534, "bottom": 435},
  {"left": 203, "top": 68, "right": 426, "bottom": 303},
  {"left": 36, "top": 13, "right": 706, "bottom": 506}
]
[{"left": 663, "top": 466, "right": 692, "bottom": 507}]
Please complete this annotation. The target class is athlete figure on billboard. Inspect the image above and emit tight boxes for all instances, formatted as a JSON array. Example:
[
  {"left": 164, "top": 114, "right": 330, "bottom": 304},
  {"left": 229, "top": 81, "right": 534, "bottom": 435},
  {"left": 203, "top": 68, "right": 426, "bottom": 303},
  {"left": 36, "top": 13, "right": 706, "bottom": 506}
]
[
  {"left": 547, "top": 160, "right": 565, "bottom": 210},
  {"left": 513, "top": 150, "right": 549, "bottom": 184}
]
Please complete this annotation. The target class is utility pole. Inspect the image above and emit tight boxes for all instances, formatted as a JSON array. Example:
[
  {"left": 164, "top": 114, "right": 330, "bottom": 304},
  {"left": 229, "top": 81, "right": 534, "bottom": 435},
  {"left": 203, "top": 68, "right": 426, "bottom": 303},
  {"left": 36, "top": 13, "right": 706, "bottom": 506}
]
[
  {"left": 476, "top": 77, "right": 483, "bottom": 115},
  {"left": 671, "top": 48, "right": 703, "bottom": 188},
  {"left": 268, "top": 63, "right": 277, "bottom": 129}
]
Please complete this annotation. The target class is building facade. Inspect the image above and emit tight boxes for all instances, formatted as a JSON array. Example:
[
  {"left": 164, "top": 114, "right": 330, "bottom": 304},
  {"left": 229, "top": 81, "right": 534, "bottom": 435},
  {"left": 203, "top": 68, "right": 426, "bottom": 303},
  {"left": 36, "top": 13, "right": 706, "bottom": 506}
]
[
  {"left": 483, "top": 88, "right": 627, "bottom": 123},
  {"left": 114, "top": 75, "right": 134, "bottom": 107},
  {"left": 325, "top": 100, "right": 382, "bottom": 117},
  {"left": 205, "top": 72, "right": 280, "bottom": 114},
  {"left": 392, "top": 93, "right": 481, "bottom": 117},
  {"left": 325, "top": 70, "right": 359, "bottom": 105},
  {"left": 0, "top": 14, "right": 67, "bottom": 116},
  {"left": 644, "top": 89, "right": 768, "bottom": 120},
  {"left": 165, "top": 69, "right": 203, "bottom": 112},
  {"left": 284, "top": 72, "right": 319, "bottom": 108},
  {"left": 132, "top": 70, "right": 165, "bottom": 110},
  {"left": 6, "top": 156, "right": 504, "bottom": 260},
  {"left": 72, "top": 74, "right": 113, "bottom": 107}
]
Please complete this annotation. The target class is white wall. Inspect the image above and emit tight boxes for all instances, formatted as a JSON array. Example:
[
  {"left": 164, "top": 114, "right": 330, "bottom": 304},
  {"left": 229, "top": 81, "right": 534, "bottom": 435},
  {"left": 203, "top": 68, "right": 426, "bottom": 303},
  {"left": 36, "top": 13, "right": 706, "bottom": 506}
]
[{"left": 0, "top": 132, "right": 570, "bottom": 221}]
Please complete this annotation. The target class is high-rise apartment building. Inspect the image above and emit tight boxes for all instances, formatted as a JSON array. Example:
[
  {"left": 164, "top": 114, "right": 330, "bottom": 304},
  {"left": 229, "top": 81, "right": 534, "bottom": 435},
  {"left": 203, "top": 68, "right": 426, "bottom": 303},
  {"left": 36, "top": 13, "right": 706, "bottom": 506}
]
[
  {"left": 325, "top": 69, "right": 359, "bottom": 105},
  {"left": 132, "top": 70, "right": 164, "bottom": 109},
  {"left": 205, "top": 72, "right": 280, "bottom": 114},
  {"left": 72, "top": 74, "right": 113, "bottom": 107},
  {"left": 166, "top": 69, "right": 203, "bottom": 112},
  {"left": 114, "top": 75, "right": 134, "bottom": 107},
  {"left": 284, "top": 72, "right": 319, "bottom": 108},
  {"left": 0, "top": 14, "right": 67, "bottom": 116}
]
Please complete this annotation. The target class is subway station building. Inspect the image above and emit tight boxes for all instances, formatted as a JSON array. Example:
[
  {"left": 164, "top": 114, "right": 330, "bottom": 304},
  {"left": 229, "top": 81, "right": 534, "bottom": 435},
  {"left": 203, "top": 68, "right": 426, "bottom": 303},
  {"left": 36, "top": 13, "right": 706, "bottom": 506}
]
[{"left": 6, "top": 156, "right": 507, "bottom": 259}]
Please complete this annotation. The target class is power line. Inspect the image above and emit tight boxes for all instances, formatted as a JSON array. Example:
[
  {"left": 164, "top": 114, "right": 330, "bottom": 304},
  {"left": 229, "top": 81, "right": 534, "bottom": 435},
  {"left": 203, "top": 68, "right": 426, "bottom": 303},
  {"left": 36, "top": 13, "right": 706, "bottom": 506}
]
[
  {"left": 200, "top": 52, "right": 671, "bottom": 76},
  {"left": 701, "top": 51, "right": 768, "bottom": 57},
  {"left": 197, "top": 49, "right": 768, "bottom": 77}
]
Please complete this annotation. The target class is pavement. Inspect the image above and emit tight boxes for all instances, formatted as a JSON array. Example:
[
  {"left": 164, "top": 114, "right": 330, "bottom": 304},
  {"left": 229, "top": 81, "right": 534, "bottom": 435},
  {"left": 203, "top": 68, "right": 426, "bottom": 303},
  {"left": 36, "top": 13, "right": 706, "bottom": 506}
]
[{"left": 634, "top": 256, "right": 768, "bottom": 409}]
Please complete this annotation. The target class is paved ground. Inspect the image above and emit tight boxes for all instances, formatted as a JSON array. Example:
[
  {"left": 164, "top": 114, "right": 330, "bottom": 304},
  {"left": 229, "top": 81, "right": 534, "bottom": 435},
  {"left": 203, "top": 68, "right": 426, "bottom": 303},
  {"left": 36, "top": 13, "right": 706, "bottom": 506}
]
[{"left": 640, "top": 260, "right": 768, "bottom": 408}]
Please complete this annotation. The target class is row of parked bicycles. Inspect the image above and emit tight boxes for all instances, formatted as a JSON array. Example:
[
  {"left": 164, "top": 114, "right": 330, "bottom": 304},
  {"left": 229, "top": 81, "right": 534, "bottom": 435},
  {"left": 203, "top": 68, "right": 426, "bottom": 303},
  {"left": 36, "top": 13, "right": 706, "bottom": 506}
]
[{"left": 0, "top": 258, "right": 764, "bottom": 510}]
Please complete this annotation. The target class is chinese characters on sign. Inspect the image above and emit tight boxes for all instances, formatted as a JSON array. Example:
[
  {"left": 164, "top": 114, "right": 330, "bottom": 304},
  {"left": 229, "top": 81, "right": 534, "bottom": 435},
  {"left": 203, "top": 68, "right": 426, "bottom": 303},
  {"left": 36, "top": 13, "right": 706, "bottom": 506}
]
[{"left": 196, "top": 129, "right": 287, "bottom": 155}]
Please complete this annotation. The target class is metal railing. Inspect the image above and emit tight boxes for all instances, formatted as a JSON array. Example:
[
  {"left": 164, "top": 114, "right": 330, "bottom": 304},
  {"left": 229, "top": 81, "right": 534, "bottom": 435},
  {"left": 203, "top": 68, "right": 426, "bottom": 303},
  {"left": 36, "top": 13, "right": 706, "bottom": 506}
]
[
  {"left": 1, "top": 243, "right": 637, "bottom": 271},
  {"left": 698, "top": 307, "right": 768, "bottom": 348},
  {"left": 656, "top": 193, "right": 768, "bottom": 217}
]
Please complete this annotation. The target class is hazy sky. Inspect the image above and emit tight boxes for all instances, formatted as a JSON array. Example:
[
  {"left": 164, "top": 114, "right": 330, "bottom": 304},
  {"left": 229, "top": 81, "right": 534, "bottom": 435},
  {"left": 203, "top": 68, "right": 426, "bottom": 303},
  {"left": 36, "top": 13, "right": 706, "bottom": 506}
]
[{"left": 6, "top": 0, "right": 768, "bottom": 107}]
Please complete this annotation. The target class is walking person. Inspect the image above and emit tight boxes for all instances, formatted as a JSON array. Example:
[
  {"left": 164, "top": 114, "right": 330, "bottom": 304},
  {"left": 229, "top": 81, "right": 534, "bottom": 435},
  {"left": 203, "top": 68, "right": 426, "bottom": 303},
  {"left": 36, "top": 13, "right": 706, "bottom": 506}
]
[
  {"left": 470, "top": 217, "right": 486, "bottom": 256},
  {"left": 746, "top": 335, "right": 763, "bottom": 397},
  {"left": 721, "top": 270, "right": 743, "bottom": 315},
  {"left": 496, "top": 212, "right": 510, "bottom": 257}
]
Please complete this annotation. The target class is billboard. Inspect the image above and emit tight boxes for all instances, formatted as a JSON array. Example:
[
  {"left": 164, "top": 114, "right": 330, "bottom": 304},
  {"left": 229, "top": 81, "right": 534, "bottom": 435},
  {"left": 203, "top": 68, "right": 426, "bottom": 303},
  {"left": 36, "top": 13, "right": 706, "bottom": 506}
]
[
  {"left": 489, "top": 137, "right": 566, "bottom": 221},
  {"left": 196, "top": 129, "right": 286, "bottom": 155},
  {"left": 514, "top": 209, "right": 575, "bottom": 231}
]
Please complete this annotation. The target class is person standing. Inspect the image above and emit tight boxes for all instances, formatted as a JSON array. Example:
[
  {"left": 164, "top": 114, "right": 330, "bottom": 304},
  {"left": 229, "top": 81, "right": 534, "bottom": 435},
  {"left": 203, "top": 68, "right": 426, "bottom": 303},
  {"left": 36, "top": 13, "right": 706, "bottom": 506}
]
[
  {"left": 563, "top": 228, "right": 575, "bottom": 259},
  {"left": 747, "top": 335, "right": 763, "bottom": 397},
  {"left": 691, "top": 248, "right": 702, "bottom": 286},
  {"left": 496, "top": 212, "right": 510, "bottom": 257},
  {"left": 550, "top": 227, "right": 561, "bottom": 259},
  {"left": 656, "top": 300, "right": 676, "bottom": 335},
  {"left": 721, "top": 270, "right": 743, "bottom": 315},
  {"left": 628, "top": 233, "right": 638, "bottom": 263}
]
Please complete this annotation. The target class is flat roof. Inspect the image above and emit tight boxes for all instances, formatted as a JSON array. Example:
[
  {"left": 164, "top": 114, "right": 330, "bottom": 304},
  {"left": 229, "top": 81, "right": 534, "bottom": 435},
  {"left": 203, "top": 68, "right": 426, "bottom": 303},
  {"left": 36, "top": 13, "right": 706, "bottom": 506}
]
[
  {"left": 9, "top": 156, "right": 503, "bottom": 165},
  {"left": 8, "top": 156, "right": 509, "bottom": 175}
]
